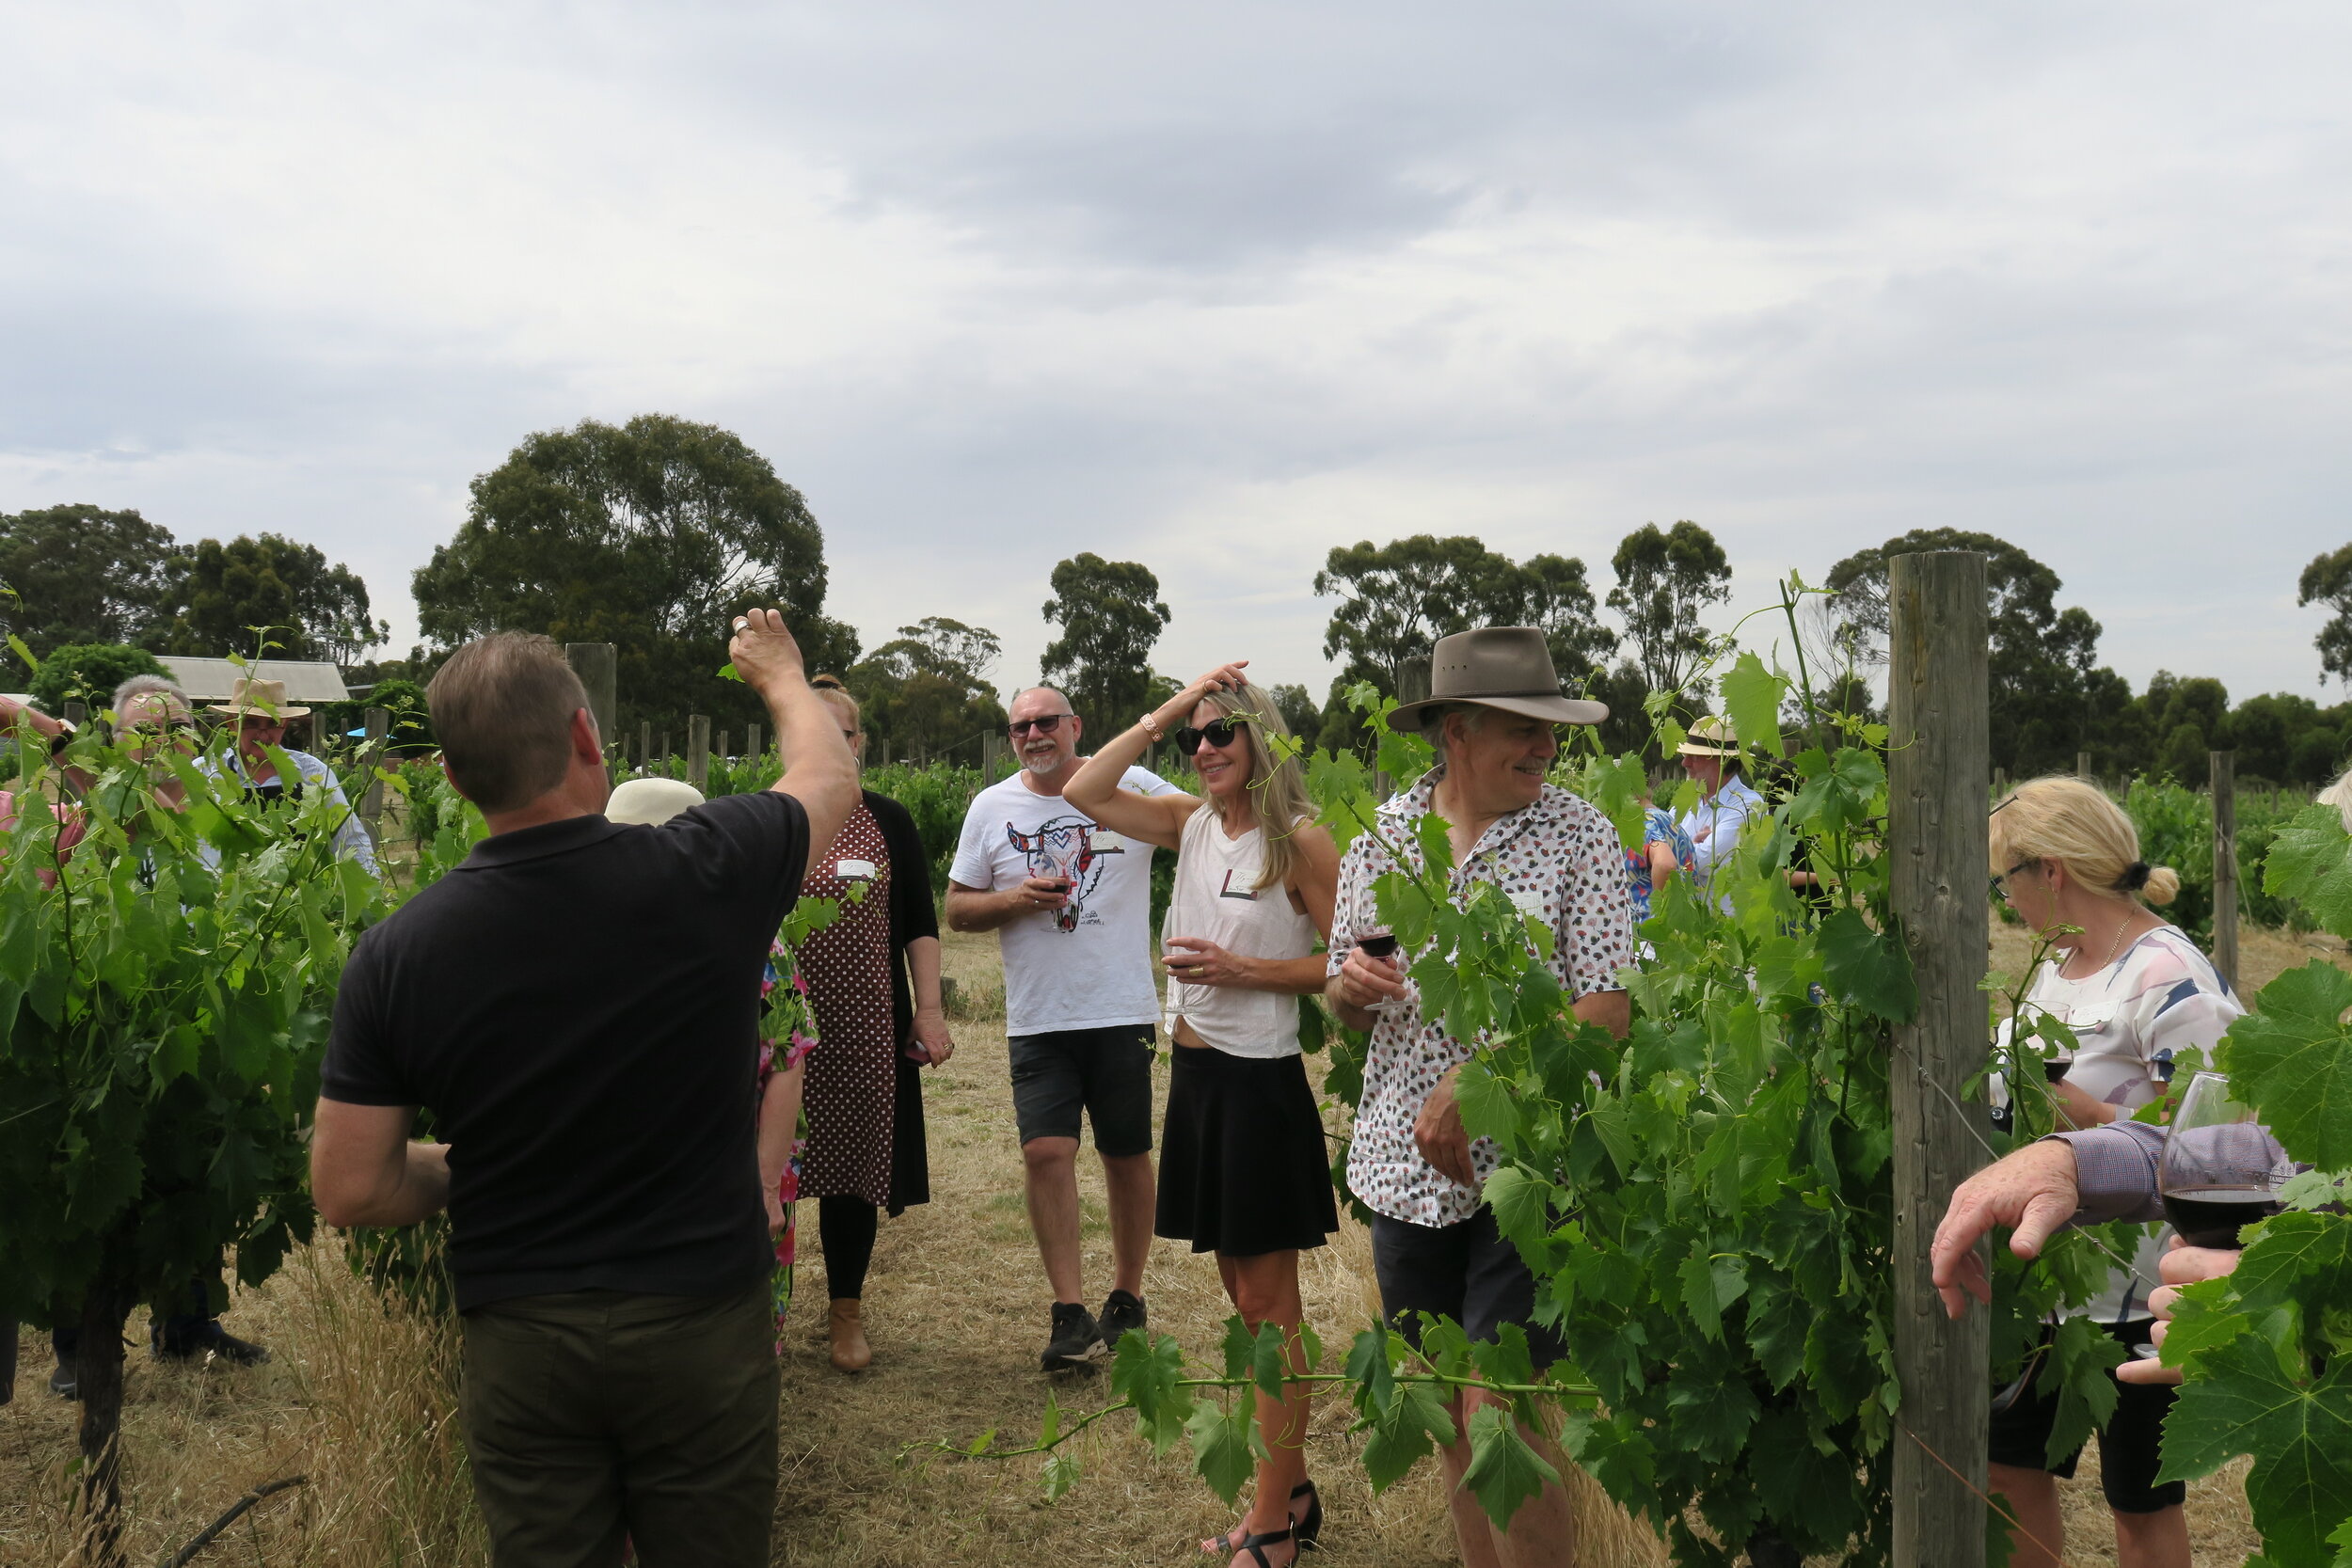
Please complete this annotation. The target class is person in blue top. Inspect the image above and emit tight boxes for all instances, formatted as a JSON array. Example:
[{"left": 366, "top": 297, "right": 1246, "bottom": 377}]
[
  {"left": 1675, "top": 716, "right": 1765, "bottom": 905},
  {"left": 1626, "top": 787, "right": 1694, "bottom": 925},
  {"left": 201, "top": 675, "right": 380, "bottom": 875}
]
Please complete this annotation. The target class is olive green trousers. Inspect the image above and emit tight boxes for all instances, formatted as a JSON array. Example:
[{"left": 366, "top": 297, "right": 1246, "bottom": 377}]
[{"left": 459, "top": 1283, "right": 777, "bottom": 1568}]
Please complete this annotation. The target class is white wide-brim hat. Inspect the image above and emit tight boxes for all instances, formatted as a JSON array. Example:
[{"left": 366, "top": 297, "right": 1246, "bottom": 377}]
[{"left": 607, "top": 777, "right": 706, "bottom": 826}]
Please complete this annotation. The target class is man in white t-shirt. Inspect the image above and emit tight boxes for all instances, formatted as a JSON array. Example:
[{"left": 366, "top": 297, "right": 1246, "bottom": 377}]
[{"left": 948, "top": 685, "right": 1178, "bottom": 1371}]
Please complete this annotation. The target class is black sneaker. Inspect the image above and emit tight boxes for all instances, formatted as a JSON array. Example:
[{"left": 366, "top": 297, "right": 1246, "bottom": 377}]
[
  {"left": 50, "top": 1360, "right": 77, "bottom": 1401},
  {"left": 152, "top": 1323, "right": 270, "bottom": 1367},
  {"left": 1098, "top": 1290, "right": 1148, "bottom": 1353},
  {"left": 1041, "top": 1302, "right": 1104, "bottom": 1371}
]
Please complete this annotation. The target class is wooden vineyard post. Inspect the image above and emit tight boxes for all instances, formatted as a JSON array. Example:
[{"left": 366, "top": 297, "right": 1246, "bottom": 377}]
[
  {"left": 747, "top": 721, "right": 762, "bottom": 764},
  {"left": 2211, "top": 751, "right": 2238, "bottom": 991},
  {"left": 719, "top": 730, "right": 731, "bottom": 769},
  {"left": 687, "top": 715, "right": 709, "bottom": 790},
  {"left": 565, "top": 642, "right": 618, "bottom": 774},
  {"left": 1887, "top": 550, "right": 1992, "bottom": 1568},
  {"left": 981, "top": 730, "right": 1006, "bottom": 776},
  {"left": 360, "top": 706, "right": 389, "bottom": 841},
  {"left": 639, "top": 721, "right": 652, "bottom": 774},
  {"left": 1991, "top": 767, "right": 2006, "bottom": 800},
  {"left": 2076, "top": 751, "right": 2091, "bottom": 783},
  {"left": 63, "top": 700, "right": 87, "bottom": 738}
]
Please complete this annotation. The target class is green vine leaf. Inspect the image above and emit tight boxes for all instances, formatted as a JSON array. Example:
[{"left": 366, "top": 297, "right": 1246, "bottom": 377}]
[
  {"left": 2219, "top": 962, "right": 2352, "bottom": 1171},
  {"left": 1817, "top": 907, "right": 1918, "bottom": 1022},
  {"left": 1720, "top": 654, "right": 1788, "bottom": 757},
  {"left": 2263, "top": 806, "right": 2352, "bottom": 941},
  {"left": 1461, "top": 1403, "right": 1562, "bottom": 1528},
  {"left": 1111, "top": 1332, "right": 1194, "bottom": 1457},
  {"left": 2042, "top": 1315, "right": 2127, "bottom": 1467},
  {"left": 1185, "top": 1400, "right": 1259, "bottom": 1506},
  {"left": 2158, "top": 1332, "right": 2352, "bottom": 1568}
]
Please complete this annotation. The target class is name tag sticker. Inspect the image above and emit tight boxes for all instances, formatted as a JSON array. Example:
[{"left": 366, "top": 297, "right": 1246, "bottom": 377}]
[
  {"left": 1091, "top": 832, "right": 1125, "bottom": 852},
  {"left": 835, "top": 859, "right": 878, "bottom": 879},
  {"left": 1509, "top": 889, "right": 1545, "bottom": 918}
]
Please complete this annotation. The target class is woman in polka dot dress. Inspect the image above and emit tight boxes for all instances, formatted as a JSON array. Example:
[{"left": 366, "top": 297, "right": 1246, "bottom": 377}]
[{"left": 795, "top": 679, "right": 956, "bottom": 1371}]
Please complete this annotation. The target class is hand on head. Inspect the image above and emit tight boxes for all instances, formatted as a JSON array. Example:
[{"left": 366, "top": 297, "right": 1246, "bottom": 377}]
[{"left": 727, "top": 609, "right": 807, "bottom": 690}]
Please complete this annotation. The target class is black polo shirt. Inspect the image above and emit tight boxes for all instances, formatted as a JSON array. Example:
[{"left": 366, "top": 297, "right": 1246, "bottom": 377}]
[{"left": 323, "top": 790, "right": 808, "bottom": 1311}]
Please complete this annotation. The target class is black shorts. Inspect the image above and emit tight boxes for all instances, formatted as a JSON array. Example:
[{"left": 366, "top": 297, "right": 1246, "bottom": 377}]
[
  {"left": 1008, "top": 1024, "right": 1155, "bottom": 1156},
  {"left": 1371, "top": 1206, "right": 1566, "bottom": 1368},
  {"left": 1987, "top": 1319, "right": 2184, "bottom": 1513}
]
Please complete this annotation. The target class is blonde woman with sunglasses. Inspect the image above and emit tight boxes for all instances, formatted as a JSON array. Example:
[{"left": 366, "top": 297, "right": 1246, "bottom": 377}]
[{"left": 1067, "top": 663, "right": 1342, "bottom": 1568}]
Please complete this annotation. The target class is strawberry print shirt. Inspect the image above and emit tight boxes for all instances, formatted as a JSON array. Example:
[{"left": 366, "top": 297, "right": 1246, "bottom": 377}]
[{"left": 1329, "top": 768, "right": 1636, "bottom": 1228}]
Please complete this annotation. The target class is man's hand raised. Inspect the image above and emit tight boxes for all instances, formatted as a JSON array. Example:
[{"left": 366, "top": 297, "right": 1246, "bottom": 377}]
[{"left": 728, "top": 609, "right": 807, "bottom": 694}]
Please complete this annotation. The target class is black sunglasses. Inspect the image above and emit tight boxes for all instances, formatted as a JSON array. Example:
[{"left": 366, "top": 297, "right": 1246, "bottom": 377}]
[
  {"left": 1009, "top": 714, "right": 1072, "bottom": 737},
  {"left": 1175, "top": 719, "right": 1247, "bottom": 755}
]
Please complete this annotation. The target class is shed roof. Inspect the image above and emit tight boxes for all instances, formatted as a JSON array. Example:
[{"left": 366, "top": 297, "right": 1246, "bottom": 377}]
[{"left": 158, "top": 657, "right": 353, "bottom": 704}]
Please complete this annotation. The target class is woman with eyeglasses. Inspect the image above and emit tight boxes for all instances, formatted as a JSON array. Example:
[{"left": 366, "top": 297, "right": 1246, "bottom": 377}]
[
  {"left": 1983, "top": 775, "right": 2236, "bottom": 1568},
  {"left": 1067, "top": 664, "right": 1342, "bottom": 1568}
]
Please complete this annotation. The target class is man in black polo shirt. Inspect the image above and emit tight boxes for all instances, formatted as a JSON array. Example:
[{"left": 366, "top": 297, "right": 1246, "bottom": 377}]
[{"left": 310, "top": 610, "right": 855, "bottom": 1568}]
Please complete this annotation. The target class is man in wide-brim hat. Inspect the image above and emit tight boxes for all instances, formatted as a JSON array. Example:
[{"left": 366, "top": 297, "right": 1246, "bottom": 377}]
[
  {"left": 198, "top": 674, "right": 381, "bottom": 875},
  {"left": 1326, "top": 626, "right": 1633, "bottom": 1568},
  {"left": 1674, "top": 714, "right": 1767, "bottom": 905}
]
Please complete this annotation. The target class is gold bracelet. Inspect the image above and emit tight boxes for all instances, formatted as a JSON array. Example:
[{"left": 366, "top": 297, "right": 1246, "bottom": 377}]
[{"left": 1137, "top": 712, "right": 1166, "bottom": 742}]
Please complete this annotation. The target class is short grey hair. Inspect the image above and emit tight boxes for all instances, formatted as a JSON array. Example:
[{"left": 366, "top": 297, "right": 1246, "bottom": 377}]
[
  {"left": 112, "top": 673, "right": 191, "bottom": 716},
  {"left": 1424, "top": 703, "right": 1492, "bottom": 759}
]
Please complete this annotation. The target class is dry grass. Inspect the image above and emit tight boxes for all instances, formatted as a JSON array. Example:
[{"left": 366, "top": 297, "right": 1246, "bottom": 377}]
[{"left": 3, "top": 922, "right": 2296, "bottom": 1564}]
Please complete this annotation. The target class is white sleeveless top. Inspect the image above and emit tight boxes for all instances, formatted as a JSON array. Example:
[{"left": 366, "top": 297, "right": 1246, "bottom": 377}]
[{"left": 1162, "top": 807, "right": 1319, "bottom": 1059}]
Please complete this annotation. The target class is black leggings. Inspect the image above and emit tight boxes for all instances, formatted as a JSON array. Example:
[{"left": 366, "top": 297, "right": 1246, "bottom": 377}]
[{"left": 818, "top": 1196, "right": 877, "bottom": 1302}]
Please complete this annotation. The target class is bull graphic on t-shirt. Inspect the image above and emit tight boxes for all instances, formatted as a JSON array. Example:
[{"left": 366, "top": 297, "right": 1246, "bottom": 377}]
[{"left": 1005, "top": 816, "right": 1118, "bottom": 932}]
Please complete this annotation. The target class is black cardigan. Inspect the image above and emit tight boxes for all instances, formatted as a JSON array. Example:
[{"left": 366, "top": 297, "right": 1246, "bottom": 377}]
[{"left": 866, "top": 789, "right": 938, "bottom": 1213}]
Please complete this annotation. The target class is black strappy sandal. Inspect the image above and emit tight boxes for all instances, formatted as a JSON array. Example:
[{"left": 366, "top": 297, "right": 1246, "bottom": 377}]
[
  {"left": 1290, "top": 1481, "right": 1323, "bottom": 1550},
  {"left": 1232, "top": 1527, "right": 1295, "bottom": 1568}
]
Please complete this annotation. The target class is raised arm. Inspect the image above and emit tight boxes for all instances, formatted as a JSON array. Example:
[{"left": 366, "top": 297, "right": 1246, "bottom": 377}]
[
  {"left": 1065, "top": 663, "right": 1248, "bottom": 849},
  {"left": 731, "top": 609, "right": 859, "bottom": 868}
]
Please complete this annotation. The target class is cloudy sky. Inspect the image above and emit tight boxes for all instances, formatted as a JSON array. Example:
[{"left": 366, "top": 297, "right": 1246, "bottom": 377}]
[{"left": 3, "top": 2, "right": 2346, "bottom": 705}]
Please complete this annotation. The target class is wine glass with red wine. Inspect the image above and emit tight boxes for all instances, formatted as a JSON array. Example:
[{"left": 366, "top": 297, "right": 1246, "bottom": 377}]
[{"left": 2157, "top": 1072, "right": 2292, "bottom": 1249}]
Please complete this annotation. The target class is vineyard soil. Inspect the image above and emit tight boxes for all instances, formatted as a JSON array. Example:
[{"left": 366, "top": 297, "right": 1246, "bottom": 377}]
[{"left": 1, "top": 927, "right": 2278, "bottom": 1566}]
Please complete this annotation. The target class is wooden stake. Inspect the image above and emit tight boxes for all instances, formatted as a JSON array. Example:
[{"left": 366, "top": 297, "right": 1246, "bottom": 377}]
[
  {"left": 2211, "top": 751, "right": 2238, "bottom": 990},
  {"left": 688, "top": 715, "right": 709, "bottom": 790},
  {"left": 1887, "top": 550, "right": 1992, "bottom": 1568}
]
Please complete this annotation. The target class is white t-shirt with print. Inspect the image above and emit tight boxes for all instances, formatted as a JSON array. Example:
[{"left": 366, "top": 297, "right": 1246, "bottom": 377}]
[{"left": 949, "top": 766, "right": 1180, "bottom": 1037}]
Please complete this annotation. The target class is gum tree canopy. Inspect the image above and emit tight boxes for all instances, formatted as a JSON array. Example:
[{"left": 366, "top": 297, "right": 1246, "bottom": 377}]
[
  {"left": 1824, "top": 528, "right": 2105, "bottom": 778},
  {"left": 412, "top": 414, "right": 860, "bottom": 733}
]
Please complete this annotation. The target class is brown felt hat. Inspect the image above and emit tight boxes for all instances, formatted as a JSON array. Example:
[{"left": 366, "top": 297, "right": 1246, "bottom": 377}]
[{"left": 1387, "top": 626, "right": 1608, "bottom": 736}]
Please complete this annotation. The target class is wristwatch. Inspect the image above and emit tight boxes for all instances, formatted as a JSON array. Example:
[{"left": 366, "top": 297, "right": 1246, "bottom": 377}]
[{"left": 1137, "top": 712, "right": 1165, "bottom": 742}]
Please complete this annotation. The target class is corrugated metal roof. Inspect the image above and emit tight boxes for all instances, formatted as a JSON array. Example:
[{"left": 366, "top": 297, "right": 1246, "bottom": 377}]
[{"left": 158, "top": 657, "right": 353, "bottom": 704}]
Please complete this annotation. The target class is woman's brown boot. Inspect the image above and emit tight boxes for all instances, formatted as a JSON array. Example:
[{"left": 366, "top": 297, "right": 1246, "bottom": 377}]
[{"left": 828, "top": 1298, "right": 871, "bottom": 1371}]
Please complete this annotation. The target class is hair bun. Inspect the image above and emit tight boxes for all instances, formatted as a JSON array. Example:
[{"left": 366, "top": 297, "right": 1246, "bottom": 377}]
[
  {"left": 2119, "top": 861, "right": 2152, "bottom": 891},
  {"left": 2140, "top": 865, "right": 2181, "bottom": 906}
]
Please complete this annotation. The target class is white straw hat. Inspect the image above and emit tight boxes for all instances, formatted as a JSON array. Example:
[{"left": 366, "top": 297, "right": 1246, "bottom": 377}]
[{"left": 607, "top": 777, "right": 706, "bottom": 826}]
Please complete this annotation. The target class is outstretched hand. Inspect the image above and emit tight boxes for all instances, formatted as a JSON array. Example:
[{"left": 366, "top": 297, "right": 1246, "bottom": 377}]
[
  {"left": 1931, "top": 1138, "right": 2080, "bottom": 1318},
  {"left": 2116, "top": 1238, "right": 2243, "bottom": 1385},
  {"left": 728, "top": 609, "right": 808, "bottom": 692}
]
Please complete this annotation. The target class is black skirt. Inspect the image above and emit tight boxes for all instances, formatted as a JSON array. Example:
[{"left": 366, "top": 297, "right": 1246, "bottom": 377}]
[{"left": 1154, "top": 1044, "right": 1340, "bottom": 1257}]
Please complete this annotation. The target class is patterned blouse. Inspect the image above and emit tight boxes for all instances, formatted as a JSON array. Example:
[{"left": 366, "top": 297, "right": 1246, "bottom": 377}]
[
  {"left": 1626, "top": 805, "right": 1695, "bottom": 924},
  {"left": 1327, "top": 768, "right": 1638, "bottom": 1227}
]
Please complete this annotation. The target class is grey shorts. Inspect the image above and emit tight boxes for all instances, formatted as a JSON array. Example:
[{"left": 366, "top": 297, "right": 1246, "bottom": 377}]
[
  {"left": 1371, "top": 1206, "right": 1567, "bottom": 1367},
  {"left": 1008, "top": 1024, "right": 1155, "bottom": 1156}
]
